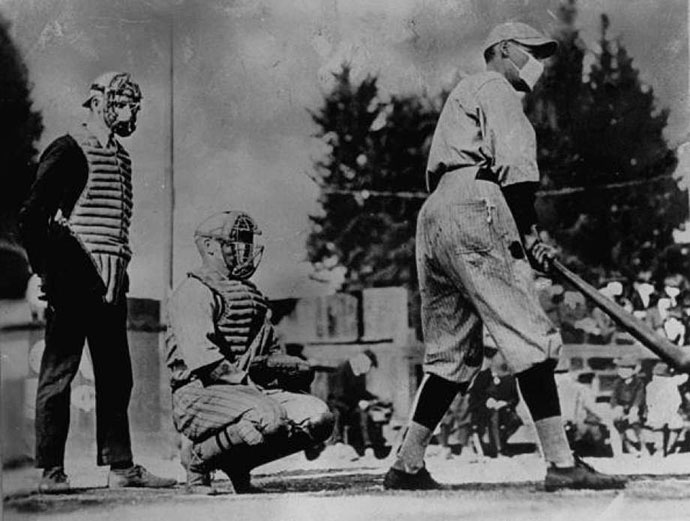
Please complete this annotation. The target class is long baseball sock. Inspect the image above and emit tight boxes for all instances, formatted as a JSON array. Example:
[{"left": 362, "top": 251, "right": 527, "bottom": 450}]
[
  {"left": 516, "top": 360, "right": 574, "bottom": 468},
  {"left": 393, "top": 374, "right": 465, "bottom": 473},
  {"left": 194, "top": 421, "right": 265, "bottom": 464}
]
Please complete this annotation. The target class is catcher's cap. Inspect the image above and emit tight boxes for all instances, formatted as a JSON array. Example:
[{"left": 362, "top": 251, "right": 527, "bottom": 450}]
[
  {"left": 362, "top": 349, "right": 378, "bottom": 368},
  {"left": 194, "top": 211, "right": 262, "bottom": 242},
  {"left": 82, "top": 71, "right": 141, "bottom": 108},
  {"left": 483, "top": 22, "right": 557, "bottom": 59}
]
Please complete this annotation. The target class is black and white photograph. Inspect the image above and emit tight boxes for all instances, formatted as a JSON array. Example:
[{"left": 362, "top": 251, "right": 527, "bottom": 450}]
[{"left": 1, "top": 1, "right": 689, "bottom": 519}]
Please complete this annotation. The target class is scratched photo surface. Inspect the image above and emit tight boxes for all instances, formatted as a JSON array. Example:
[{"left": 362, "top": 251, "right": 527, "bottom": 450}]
[{"left": 1, "top": 1, "right": 689, "bottom": 520}]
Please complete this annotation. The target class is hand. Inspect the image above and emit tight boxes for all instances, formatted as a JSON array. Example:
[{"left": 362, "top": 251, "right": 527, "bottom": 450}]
[
  {"left": 524, "top": 226, "right": 556, "bottom": 273},
  {"left": 26, "top": 274, "right": 48, "bottom": 308},
  {"left": 358, "top": 399, "right": 372, "bottom": 410}
]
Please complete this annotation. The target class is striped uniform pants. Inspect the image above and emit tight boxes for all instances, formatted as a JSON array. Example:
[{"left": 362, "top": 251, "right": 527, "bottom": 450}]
[
  {"left": 416, "top": 172, "right": 561, "bottom": 384},
  {"left": 172, "top": 379, "right": 329, "bottom": 444}
]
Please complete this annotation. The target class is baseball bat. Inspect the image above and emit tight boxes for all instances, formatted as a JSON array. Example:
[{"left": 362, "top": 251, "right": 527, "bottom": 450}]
[{"left": 550, "top": 259, "right": 690, "bottom": 372}]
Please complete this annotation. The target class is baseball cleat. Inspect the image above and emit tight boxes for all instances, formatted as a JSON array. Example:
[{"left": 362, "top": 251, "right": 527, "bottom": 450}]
[
  {"left": 383, "top": 466, "right": 443, "bottom": 490},
  {"left": 544, "top": 456, "right": 627, "bottom": 491}
]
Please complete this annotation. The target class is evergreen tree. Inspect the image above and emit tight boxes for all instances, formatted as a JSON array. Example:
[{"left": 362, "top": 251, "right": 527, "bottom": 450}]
[
  {"left": 307, "top": 66, "right": 438, "bottom": 294},
  {"left": 0, "top": 14, "right": 43, "bottom": 297},
  {"left": 525, "top": 4, "right": 687, "bottom": 282}
]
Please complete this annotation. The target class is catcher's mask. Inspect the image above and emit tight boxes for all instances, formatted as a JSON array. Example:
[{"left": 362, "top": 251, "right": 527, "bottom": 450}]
[
  {"left": 84, "top": 72, "right": 142, "bottom": 137},
  {"left": 195, "top": 211, "right": 264, "bottom": 280}
]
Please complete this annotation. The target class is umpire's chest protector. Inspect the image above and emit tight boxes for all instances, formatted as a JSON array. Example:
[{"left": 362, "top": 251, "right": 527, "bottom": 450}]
[{"left": 189, "top": 268, "right": 269, "bottom": 358}]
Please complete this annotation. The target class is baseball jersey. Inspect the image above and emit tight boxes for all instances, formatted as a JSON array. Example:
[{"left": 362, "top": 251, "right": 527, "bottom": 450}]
[{"left": 426, "top": 70, "right": 539, "bottom": 191}]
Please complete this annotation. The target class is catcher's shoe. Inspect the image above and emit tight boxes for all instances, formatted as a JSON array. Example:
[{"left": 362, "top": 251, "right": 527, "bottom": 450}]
[
  {"left": 108, "top": 464, "right": 177, "bottom": 489},
  {"left": 383, "top": 466, "right": 442, "bottom": 490},
  {"left": 180, "top": 445, "right": 218, "bottom": 495},
  {"left": 544, "top": 456, "right": 627, "bottom": 492},
  {"left": 374, "top": 445, "right": 393, "bottom": 460},
  {"left": 38, "top": 466, "right": 70, "bottom": 494},
  {"left": 221, "top": 466, "right": 264, "bottom": 494}
]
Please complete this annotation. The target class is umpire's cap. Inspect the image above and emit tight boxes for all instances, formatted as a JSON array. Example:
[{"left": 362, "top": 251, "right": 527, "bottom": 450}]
[
  {"left": 484, "top": 22, "right": 558, "bottom": 59},
  {"left": 362, "top": 349, "right": 378, "bottom": 368}
]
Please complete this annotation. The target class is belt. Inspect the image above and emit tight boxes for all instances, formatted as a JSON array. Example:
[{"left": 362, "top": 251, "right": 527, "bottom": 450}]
[
  {"left": 428, "top": 165, "right": 498, "bottom": 192},
  {"left": 474, "top": 166, "right": 499, "bottom": 184}
]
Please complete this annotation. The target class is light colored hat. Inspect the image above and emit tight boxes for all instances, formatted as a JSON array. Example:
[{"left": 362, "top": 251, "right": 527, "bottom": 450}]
[{"left": 483, "top": 22, "right": 558, "bottom": 59}]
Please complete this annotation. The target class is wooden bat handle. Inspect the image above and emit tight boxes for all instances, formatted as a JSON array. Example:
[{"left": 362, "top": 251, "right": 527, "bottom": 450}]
[{"left": 550, "top": 259, "right": 690, "bottom": 373}]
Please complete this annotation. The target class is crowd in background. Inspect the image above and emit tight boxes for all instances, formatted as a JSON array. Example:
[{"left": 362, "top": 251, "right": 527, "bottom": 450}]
[
  {"left": 436, "top": 351, "right": 690, "bottom": 460},
  {"left": 538, "top": 270, "right": 690, "bottom": 347},
  {"left": 433, "top": 267, "right": 690, "bottom": 460}
]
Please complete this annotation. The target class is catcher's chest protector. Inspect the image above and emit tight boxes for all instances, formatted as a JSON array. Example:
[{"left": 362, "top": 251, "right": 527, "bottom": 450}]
[
  {"left": 65, "top": 128, "right": 133, "bottom": 301},
  {"left": 189, "top": 268, "right": 268, "bottom": 357}
]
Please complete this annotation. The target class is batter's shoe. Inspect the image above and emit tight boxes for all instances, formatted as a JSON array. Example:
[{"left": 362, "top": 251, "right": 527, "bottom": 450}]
[
  {"left": 383, "top": 466, "right": 442, "bottom": 490},
  {"left": 108, "top": 464, "right": 177, "bottom": 489},
  {"left": 544, "top": 457, "right": 627, "bottom": 492},
  {"left": 38, "top": 466, "right": 70, "bottom": 494}
]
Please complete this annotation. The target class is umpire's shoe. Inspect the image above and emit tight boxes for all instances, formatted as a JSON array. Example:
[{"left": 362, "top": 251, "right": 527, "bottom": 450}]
[
  {"left": 544, "top": 456, "right": 627, "bottom": 492},
  {"left": 38, "top": 466, "right": 70, "bottom": 494},
  {"left": 108, "top": 464, "right": 177, "bottom": 489},
  {"left": 383, "top": 466, "right": 443, "bottom": 490}
]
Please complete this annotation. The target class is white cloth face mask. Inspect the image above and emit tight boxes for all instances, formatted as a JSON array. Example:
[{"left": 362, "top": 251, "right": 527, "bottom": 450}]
[{"left": 509, "top": 45, "right": 544, "bottom": 91}]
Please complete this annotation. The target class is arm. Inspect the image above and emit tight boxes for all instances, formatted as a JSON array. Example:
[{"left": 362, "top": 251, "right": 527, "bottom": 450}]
[
  {"left": 168, "top": 280, "right": 228, "bottom": 383},
  {"left": 477, "top": 77, "right": 540, "bottom": 188},
  {"left": 477, "top": 78, "right": 557, "bottom": 271},
  {"left": 18, "top": 136, "right": 87, "bottom": 277}
]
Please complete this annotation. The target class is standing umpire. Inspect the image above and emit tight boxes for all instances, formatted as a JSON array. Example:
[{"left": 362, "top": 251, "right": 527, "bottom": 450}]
[
  {"left": 383, "top": 22, "right": 627, "bottom": 491},
  {"left": 19, "top": 72, "right": 176, "bottom": 493}
]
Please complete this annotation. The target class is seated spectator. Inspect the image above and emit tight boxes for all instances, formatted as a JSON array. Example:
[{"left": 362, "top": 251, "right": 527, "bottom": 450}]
[
  {"left": 675, "top": 290, "right": 690, "bottom": 347},
  {"left": 663, "top": 309, "right": 687, "bottom": 346},
  {"left": 661, "top": 273, "right": 688, "bottom": 309},
  {"left": 554, "top": 360, "right": 622, "bottom": 457},
  {"left": 631, "top": 271, "right": 657, "bottom": 321},
  {"left": 437, "top": 392, "right": 478, "bottom": 460},
  {"left": 327, "top": 350, "right": 391, "bottom": 458},
  {"left": 609, "top": 355, "right": 648, "bottom": 456},
  {"left": 469, "top": 351, "right": 522, "bottom": 458},
  {"left": 644, "top": 361, "right": 688, "bottom": 456},
  {"left": 560, "top": 290, "right": 589, "bottom": 343}
]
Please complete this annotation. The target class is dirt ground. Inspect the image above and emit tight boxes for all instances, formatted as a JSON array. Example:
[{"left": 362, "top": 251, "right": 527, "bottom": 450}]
[{"left": 6, "top": 468, "right": 690, "bottom": 521}]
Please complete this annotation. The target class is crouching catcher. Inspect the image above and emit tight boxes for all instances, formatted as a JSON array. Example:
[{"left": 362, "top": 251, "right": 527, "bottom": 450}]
[{"left": 166, "top": 211, "right": 334, "bottom": 493}]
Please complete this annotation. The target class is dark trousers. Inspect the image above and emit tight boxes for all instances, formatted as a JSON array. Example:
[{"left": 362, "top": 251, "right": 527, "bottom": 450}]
[{"left": 35, "top": 292, "right": 133, "bottom": 468}]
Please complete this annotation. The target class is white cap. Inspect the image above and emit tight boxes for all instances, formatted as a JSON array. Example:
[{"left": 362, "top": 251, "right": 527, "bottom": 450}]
[{"left": 483, "top": 22, "right": 557, "bottom": 59}]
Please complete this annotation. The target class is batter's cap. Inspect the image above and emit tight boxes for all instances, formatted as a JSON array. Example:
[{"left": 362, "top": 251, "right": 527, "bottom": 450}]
[{"left": 483, "top": 22, "right": 558, "bottom": 59}]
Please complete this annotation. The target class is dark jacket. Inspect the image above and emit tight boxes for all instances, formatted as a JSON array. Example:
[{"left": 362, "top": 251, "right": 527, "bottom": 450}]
[{"left": 19, "top": 135, "right": 106, "bottom": 300}]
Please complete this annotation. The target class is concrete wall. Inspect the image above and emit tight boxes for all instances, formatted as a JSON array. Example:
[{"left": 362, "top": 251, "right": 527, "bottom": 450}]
[{"left": 0, "top": 298, "right": 176, "bottom": 467}]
